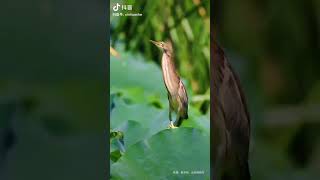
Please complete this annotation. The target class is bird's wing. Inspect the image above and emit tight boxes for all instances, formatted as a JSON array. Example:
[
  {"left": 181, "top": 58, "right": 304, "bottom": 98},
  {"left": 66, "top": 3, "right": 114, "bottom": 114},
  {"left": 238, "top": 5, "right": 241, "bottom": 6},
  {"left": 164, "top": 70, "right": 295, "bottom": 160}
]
[
  {"left": 212, "top": 41, "right": 250, "bottom": 162},
  {"left": 178, "top": 80, "right": 188, "bottom": 113}
]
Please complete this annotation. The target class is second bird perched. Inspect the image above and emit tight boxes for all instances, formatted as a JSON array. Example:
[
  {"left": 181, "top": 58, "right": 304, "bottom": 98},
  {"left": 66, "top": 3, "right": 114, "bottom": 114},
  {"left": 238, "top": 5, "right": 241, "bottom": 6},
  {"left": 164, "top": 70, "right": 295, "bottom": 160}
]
[
  {"left": 150, "top": 40, "right": 188, "bottom": 129},
  {"left": 212, "top": 40, "right": 251, "bottom": 180}
]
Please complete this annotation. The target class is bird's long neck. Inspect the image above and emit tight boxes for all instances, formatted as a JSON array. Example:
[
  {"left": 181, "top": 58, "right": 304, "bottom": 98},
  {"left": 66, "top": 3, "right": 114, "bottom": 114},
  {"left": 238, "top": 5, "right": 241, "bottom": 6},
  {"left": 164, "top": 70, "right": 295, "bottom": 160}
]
[{"left": 161, "top": 51, "right": 179, "bottom": 95}]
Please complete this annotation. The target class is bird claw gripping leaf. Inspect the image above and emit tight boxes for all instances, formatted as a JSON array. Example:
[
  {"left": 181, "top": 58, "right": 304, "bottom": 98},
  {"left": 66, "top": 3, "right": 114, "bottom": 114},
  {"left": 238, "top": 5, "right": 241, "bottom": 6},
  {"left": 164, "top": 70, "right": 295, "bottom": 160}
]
[{"left": 167, "top": 121, "right": 178, "bottom": 129}]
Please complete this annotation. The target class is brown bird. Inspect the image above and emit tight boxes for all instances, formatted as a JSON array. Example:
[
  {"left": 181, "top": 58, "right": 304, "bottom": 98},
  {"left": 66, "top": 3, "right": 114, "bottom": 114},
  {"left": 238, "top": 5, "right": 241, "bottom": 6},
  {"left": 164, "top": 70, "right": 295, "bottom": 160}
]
[
  {"left": 150, "top": 40, "right": 188, "bottom": 128},
  {"left": 211, "top": 39, "right": 251, "bottom": 180}
]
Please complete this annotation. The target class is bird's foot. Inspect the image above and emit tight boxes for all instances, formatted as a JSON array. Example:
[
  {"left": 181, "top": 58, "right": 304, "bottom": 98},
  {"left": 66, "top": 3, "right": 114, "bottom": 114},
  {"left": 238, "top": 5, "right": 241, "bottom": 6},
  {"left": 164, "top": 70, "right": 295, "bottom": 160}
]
[{"left": 167, "top": 121, "right": 178, "bottom": 129}]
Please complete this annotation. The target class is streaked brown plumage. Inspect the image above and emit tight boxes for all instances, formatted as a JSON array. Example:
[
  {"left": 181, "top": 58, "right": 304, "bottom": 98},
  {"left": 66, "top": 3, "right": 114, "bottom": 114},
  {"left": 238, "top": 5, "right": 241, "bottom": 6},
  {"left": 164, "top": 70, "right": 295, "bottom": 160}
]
[
  {"left": 212, "top": 39, "right": 251, "bottom": 180},
  {"left": 150, "top": 40, "right": 188, "bottom": 128}
]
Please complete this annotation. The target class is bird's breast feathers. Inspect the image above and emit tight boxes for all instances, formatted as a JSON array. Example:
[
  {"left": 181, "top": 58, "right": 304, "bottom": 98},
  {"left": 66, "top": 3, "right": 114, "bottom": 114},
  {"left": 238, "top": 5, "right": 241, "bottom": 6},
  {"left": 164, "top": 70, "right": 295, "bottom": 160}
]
[{"left": 161, "top": 54, "right": 179, "bottom": 93}]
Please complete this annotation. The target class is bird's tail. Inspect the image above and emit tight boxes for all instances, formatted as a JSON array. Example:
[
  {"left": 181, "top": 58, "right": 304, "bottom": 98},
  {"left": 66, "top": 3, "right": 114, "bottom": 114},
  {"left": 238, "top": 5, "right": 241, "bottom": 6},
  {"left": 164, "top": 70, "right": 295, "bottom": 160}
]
[
  {"left": 174, "top": 112, "right": 188, "bottom": 127},
  {"left": 174, "top": 117, "right": 183, "bottom": 127}
]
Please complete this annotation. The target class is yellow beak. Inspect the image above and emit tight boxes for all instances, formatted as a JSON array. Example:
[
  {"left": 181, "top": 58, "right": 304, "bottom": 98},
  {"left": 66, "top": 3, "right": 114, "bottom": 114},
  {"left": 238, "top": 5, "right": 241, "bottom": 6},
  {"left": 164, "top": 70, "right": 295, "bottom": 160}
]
[{"left": 149, "top": 40, "right": 162, "bottom": 48}]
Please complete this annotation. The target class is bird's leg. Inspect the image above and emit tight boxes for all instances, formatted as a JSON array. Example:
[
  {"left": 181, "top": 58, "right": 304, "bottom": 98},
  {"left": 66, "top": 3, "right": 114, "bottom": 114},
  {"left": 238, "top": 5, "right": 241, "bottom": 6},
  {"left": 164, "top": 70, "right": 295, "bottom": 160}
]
[
  {"left": 173, "top": 113, "right": 182, "bottom": 127},
  {"left": 174, "top": 105, "right": 185, "bottom": 127},
  {"left": 169, "top": 121, "right": 176, "bottom": 129},
  {"left": 167, "top": 107, "right": 174, "bottom": 129},
  {"left": 167, "top": 104, "right": 177, "bottom": 129},
  {"left": 168, "top": 121, "right": 177, "bottom": 129},
  {"left": 169, "top": 111, "right": 178, "bottom": 129}
]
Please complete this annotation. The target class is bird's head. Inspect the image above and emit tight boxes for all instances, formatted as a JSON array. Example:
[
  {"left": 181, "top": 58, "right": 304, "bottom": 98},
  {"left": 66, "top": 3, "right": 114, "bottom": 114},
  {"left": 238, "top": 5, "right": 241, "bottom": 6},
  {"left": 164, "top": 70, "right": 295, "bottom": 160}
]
[{"left": 150, "top": 40, "right": 173, "bottom": 54}]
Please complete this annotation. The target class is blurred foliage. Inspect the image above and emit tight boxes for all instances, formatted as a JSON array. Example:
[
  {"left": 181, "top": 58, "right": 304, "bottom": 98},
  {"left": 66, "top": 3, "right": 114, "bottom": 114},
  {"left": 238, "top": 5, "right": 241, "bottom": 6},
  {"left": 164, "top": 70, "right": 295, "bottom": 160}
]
[
  {"left": 109, "top": 53, "right": 210, "bottom": 179},
  {"left": 218, "top": 0, "right": 320, "bottom": 105},
  {"left": 110, "top": 0, "right": 210, "bottom": 94},
  {"left": 216, "top": 0, "right": 320, "bottom": 179},
  {"left": 0, "top": 0, "right": 107, "bottom": 178}
]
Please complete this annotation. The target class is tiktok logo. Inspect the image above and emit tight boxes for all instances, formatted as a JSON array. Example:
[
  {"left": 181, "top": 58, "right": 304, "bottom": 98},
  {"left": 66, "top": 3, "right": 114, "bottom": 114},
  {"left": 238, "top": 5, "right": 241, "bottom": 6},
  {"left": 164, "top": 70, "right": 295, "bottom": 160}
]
[{"left": 113, "top": 3, "right": 120, "bottom": 11}]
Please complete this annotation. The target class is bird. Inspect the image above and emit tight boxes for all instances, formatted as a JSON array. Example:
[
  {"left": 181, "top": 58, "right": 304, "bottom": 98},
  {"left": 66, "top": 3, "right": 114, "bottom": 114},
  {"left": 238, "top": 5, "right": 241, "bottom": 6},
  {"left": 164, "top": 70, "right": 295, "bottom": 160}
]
[
  {"left": 211, "top": 39, "right": 251, "bottom": 180},
  {"left": 150, "top": 40, "right": 188, "bottom": 128}
]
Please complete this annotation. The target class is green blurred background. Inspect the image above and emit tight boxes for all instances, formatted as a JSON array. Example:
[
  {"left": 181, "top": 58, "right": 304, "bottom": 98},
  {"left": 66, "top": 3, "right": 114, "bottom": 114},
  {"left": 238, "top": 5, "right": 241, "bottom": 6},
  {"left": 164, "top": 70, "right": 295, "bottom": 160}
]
[
  {"left": 0, "top": 0, "right": 107, "bottom": 179},
  {"left": 216, "top": 0, "right": 320, "bottom": 179}
]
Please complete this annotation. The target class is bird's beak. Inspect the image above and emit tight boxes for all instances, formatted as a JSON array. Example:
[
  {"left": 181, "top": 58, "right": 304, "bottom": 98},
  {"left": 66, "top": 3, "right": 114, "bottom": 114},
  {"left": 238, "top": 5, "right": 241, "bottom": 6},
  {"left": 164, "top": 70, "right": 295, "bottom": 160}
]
[{"left": 149, "top": 40, "right": 162, "bottom": 48}]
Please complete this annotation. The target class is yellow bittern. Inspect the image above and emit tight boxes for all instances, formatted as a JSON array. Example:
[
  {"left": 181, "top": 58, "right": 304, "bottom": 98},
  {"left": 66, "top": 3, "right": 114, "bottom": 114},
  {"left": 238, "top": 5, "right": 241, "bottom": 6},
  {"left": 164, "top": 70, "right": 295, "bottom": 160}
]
[
  {"left": 150, "top": 40, "right": 188, "bottom": 128},
  {"left": 212, "top": 39, "right": 251, "bottom": 180}
]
